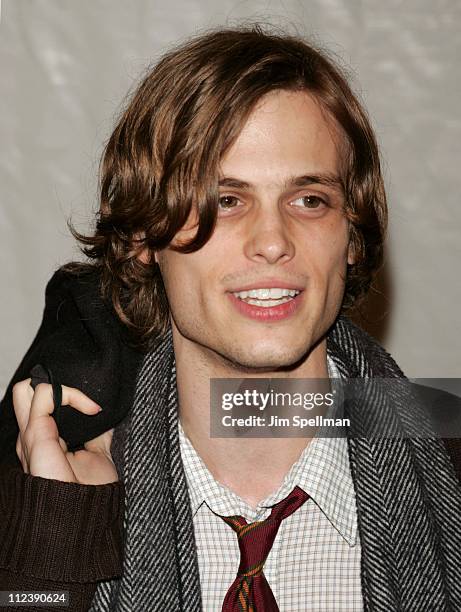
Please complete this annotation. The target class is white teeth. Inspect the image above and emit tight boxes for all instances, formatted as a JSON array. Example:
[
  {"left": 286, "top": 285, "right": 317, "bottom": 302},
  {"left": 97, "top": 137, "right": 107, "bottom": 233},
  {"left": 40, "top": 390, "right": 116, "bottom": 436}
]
[
  {"left": 269, "top": 288, "right": 283, "bottom": 299},
  {"left": 232, "top": 287, "right": 300, "bottom": 301},
  {"left": 245, "top": 297, "right": 294, "bottom": 307}
]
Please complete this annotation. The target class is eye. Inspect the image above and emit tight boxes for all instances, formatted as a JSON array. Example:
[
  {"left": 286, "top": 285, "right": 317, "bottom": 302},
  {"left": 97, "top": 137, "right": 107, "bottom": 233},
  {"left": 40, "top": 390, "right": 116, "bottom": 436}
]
[
  {"left": 290, "top": 195, "right": 326, "bottom": 209},
  {"left": 218, "top": 195, "right": 241, "bottom": 211}
]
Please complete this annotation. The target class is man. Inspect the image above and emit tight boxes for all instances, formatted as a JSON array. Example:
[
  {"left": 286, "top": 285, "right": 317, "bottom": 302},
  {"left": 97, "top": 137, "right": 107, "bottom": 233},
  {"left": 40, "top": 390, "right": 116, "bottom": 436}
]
[{"left": 1, "top": 26, "right": 460, "bottom": 612}]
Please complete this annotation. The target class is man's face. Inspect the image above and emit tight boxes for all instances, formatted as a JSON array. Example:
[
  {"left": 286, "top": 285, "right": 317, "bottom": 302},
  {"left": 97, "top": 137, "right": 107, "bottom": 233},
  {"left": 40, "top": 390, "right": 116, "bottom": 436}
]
[{"left": 156, "top": 89, "right": 354, "bottom": 370}]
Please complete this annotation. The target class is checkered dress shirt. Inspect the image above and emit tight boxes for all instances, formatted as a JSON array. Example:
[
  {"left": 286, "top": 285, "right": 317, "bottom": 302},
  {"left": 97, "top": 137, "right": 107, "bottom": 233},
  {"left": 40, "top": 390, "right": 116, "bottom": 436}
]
[{"left": 178, "top": 357, "right": 363, "bottom": 611}]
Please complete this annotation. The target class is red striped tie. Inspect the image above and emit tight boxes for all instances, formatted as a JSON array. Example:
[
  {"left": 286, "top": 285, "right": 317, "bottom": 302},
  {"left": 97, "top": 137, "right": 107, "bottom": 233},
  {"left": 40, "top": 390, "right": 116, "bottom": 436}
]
[{"left": 218, "top": 486, "right": 309, "bottom": 611}]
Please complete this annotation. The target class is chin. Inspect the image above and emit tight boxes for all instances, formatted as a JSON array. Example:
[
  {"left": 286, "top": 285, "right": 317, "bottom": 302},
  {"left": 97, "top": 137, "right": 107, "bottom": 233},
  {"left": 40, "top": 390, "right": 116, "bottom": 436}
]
[{"left": 221, "top": 343, "right": 311, "bottom": 373}]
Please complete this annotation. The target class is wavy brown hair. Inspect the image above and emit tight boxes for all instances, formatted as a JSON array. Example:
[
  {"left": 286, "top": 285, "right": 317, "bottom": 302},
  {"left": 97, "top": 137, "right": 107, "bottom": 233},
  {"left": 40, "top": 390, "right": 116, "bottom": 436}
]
[{"left": 69, "top": 25, "right": 387, "bottom": 350}]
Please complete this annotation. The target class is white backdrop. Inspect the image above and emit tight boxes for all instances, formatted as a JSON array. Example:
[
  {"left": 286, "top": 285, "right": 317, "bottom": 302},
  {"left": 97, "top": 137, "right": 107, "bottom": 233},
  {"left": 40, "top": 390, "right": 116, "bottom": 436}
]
[{"left": 1, "top": 0, "right": 460, "bottom": 394}]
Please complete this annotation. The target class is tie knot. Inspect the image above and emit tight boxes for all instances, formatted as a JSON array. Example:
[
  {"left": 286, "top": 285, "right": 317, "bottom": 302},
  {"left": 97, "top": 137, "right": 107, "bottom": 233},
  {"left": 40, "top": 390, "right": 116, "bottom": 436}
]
[{"left": 220, "top": 486, "right": 309, "bottom": 578}]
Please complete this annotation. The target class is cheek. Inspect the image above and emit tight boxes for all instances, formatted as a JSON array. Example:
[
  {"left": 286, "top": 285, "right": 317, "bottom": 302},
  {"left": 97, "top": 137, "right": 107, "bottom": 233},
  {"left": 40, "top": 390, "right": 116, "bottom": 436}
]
[
  {"left": 296, "top": 229, "right": 348, "bottom": 305},
  {"left": 307, "top": 223, "right": 349, "bottom": 277},
  {"left": 156, "top": 253, "right": 185, "bottom": 302}
]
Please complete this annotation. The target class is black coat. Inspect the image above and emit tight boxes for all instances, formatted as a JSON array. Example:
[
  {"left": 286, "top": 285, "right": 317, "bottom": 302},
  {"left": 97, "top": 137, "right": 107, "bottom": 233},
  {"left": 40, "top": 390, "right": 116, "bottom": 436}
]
[{"left": 0, "top": 267, "right": 144, "bottom": 464}]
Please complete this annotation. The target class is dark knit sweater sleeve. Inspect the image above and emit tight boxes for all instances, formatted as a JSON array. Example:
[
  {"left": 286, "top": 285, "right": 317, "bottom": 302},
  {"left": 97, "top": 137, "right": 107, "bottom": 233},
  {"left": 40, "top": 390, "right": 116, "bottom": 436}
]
[{"left": 0, "top": 467, "right": 125, "bottom": 611}]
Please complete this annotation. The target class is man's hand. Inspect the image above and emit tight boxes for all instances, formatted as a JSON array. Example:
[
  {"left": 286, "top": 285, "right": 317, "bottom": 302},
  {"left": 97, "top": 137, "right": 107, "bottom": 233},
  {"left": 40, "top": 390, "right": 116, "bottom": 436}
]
[{"left": 12, "top": 379, "right": 118, "bottom": 485}]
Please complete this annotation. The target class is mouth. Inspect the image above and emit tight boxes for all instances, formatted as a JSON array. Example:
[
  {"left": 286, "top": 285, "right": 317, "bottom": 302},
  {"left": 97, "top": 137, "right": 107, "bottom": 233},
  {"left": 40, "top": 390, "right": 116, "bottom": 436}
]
[
  {"left": 231, "top": 287, "right": 301, "bottom": 307},
  {"left": 227, "top": 286, "right": 304, "bottom": 321}
]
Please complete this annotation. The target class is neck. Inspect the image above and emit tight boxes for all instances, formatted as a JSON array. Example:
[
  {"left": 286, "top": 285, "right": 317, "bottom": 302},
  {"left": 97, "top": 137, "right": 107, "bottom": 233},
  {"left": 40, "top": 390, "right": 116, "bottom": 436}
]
[{"left": 173, "top": 324, "right": 330, "bottom": 509}]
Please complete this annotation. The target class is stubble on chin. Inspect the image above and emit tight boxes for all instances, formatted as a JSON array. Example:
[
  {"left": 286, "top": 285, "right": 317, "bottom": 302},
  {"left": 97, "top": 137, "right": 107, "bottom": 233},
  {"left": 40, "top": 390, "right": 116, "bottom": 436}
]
[{"left": 208, "top": 340, "right": 316, "bottom": 374}]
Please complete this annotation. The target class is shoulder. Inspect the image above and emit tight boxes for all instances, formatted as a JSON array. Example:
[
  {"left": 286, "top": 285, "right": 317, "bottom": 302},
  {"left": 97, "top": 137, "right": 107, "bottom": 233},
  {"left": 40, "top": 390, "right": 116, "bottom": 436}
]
[
  {"left": 1, "top": 263, "right": 144, "bottom": 454},
  {"left": 331, "top": 316, "right": 461, "bottom": 483},
  {"left": 42, "top": 263, "right": 131, "bottom": 340},
  {"left": 328, "top": 315, "right": 404, "bottom": 378},
  {"left": 43, "top": 263, "right": 104, "bottom": 312}
]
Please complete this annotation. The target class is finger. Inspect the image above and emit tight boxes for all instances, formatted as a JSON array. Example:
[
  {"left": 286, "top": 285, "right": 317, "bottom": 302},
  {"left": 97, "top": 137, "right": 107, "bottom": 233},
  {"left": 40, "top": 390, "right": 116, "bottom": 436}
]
[
  {"left": 16, "top": 434, "right": 29, "bottom": 472},
  {"left": 12, "top": 379, "right": 34, "bottom": 433},
  {"left": 61, "top": 385, "right": 102, "bottom": 414},
  {"left": 28, "top": 383, "right": 56, "bottom": 422},
  {"left": 58, "top": 436, "right": 68, "bottom": 453},
  {"left": 29, "top": 383, "right": 101, "bottom": 423},
  {"left": 16, "top": 434, "right": 23, "bottom": 462},
  {"left": 84, "top": 428, "right": 114, "bottom": 454}
]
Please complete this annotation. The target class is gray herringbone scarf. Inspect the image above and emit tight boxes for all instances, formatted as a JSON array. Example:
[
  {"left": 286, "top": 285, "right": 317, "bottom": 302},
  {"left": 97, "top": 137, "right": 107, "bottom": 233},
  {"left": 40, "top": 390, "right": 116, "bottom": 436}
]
[{"left": 90, "top": 315, "right": 461, "bottom": 611}]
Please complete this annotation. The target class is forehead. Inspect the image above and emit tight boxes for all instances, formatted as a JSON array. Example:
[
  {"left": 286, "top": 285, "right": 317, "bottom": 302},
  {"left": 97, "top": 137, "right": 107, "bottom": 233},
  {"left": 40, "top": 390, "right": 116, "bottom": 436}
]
[{"left": 220, "top": 89, "right": 342, "bottom": 185}]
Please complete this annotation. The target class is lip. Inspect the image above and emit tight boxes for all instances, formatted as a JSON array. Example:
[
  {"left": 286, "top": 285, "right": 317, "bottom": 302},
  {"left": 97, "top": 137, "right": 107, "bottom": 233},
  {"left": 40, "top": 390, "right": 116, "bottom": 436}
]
[
  {"left": 227, "top": 290, "right": 304, "bottom": 321},
  {"left": 228, "top": 279, "right": 305, "bottom": 292}
]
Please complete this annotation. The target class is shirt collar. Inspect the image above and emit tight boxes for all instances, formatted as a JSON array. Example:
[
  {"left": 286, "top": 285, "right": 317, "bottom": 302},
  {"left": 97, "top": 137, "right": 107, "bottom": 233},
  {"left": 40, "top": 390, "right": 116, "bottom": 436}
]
[{"left": 178, "top": 353, "right": 358, "bottom": 546}]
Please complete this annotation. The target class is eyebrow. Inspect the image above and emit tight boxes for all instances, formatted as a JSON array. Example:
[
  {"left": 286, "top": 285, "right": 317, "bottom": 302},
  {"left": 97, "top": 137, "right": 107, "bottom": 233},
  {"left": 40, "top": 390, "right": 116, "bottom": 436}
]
[{"left": 218, "top": 173, "right": 344, "bottom": 192}]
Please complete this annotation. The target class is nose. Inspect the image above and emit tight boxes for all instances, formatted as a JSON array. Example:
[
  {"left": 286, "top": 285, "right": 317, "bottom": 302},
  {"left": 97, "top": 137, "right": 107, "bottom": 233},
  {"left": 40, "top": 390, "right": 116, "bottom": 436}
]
[{"left": 243, "top": 205, "right": 295, "bottom": 265}]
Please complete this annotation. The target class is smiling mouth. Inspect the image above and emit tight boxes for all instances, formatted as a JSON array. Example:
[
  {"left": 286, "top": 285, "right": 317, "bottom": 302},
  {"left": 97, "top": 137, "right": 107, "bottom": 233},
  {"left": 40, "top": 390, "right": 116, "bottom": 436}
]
[{"left": 231, "top": 287, "right": 301, "bottom": 308}]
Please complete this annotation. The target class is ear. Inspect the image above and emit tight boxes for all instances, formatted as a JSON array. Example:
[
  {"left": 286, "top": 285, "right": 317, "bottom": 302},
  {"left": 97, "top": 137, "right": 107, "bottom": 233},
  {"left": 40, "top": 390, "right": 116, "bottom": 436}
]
[
  {"left": 138, "top": 248, "right": 150, "bottom": 264},
  {"left": 133, "top": 231, "right": 156, "bottom": 265},
  {"left": 137, "top": 248, "right": 160, "bottom": 265},
  {"left": 347, "top": 241, "right": 356, "bottom": 266}
]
